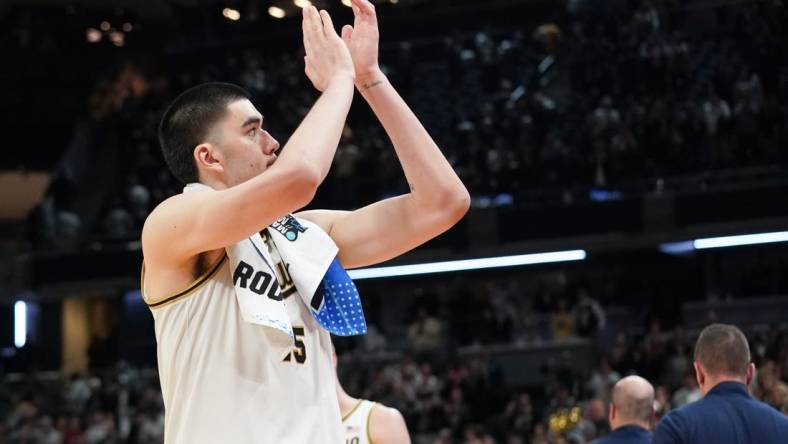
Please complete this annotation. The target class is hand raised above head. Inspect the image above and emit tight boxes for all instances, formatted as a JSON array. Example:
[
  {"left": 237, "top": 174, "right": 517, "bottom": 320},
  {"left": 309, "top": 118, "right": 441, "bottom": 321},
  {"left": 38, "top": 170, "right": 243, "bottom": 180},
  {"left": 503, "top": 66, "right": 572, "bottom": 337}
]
[
  {"left": 341, "top": 0, "right": 381, "bottom": 81},
  {"left": 302, "top": 6, "right": 355, "bottom": 92}
]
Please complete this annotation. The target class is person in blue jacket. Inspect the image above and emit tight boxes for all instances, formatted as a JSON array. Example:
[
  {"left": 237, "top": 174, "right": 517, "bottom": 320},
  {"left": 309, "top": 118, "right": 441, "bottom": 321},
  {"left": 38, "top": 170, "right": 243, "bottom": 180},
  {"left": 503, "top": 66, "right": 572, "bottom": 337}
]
[
  {"left": 652, "top": 323, "right": 788, "bottom": 444},
  {"left": 590, "top": 375, "right": 654, "bottom": 444}
]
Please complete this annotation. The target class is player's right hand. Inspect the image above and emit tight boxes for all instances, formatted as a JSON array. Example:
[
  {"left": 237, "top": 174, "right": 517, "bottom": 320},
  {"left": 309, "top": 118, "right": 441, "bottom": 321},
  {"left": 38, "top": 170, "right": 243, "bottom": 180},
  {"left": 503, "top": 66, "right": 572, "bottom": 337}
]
[{"left": 302, "top": 6, "right": 355, "bottom": 92}]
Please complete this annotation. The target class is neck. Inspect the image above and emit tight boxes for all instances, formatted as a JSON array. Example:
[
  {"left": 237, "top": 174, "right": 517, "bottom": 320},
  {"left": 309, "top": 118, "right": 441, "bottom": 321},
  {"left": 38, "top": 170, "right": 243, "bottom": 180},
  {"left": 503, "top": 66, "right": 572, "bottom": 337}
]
[
  {"left": 197, "top": 173, "right": 231, "bottom": 190},
  {"left": 702, "top": 376, "right": 746, "bottom": 395},
  {"left": 335, "top": 381, "right": 360, "bottom": 418},
  {"left": 198, "top": 176, "right": 230, "bottom": 190}
]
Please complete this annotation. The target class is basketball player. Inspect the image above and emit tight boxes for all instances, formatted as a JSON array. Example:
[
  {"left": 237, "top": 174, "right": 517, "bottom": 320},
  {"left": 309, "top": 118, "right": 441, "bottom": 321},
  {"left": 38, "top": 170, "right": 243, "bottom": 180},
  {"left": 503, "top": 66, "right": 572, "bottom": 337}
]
[
  {"left": 140, "top": 0, "right": 469, "bottom": 443},
  {"left": 335, "top": 350, "right": 411, "bottom": 444}
]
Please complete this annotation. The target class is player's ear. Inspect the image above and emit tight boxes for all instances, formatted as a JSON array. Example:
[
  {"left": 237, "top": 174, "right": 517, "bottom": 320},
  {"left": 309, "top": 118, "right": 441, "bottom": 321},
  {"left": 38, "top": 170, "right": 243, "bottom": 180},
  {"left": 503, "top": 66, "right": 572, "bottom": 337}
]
[{"left": 195, "top": 143, "right": 225, "bottom": 175}]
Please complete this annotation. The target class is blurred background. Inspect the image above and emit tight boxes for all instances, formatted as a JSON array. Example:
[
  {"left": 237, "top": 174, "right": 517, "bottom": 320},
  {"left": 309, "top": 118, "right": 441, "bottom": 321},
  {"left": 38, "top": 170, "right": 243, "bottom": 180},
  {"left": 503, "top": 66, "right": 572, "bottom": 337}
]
[{"left": 0, "top": 0, "right": 787, "bottom": 443}]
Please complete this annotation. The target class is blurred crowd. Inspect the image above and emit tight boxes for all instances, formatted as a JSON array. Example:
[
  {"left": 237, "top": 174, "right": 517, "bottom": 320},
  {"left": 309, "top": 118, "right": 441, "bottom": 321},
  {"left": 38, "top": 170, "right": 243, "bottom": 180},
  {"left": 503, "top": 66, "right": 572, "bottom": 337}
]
[
  {"left": 2, "top": 323, "right": 785, "bottom": 444},
  {"left": 351, "top": 322, "right": 788, "bottom": 444},
  {"left": 1, "top": 365, "right": 164, "bottom": 444},
  {"left": 30, "top": 0, "right": 788, "bottom": 249}
]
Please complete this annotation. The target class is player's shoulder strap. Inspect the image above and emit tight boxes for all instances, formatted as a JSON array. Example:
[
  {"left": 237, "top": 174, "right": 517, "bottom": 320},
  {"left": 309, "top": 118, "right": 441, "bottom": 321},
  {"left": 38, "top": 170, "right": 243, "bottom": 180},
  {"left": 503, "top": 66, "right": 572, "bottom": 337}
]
[
  {"left": 342, "top": 399, "right": 376, "bottom": 422},
  {"left": 365, "top": 401, "right": 378, "bottom": 444},
  {"left": 345, "top": 400, "right": 377, "bottom": 444}
]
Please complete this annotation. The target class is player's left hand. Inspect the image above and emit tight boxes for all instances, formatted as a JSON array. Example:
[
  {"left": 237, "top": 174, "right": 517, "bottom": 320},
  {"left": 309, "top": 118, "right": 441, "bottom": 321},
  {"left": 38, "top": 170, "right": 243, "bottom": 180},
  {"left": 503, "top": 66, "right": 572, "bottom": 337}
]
[{"left": 341, "top": 0, "right": 381, "bottom": 80}]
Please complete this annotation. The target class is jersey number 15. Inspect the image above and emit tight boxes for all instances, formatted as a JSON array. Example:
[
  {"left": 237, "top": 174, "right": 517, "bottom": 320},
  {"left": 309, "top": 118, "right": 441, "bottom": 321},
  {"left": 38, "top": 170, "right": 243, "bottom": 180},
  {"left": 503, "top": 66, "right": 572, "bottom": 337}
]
[{"left": 282, "top": 326, "right": 306, "bottom": 364}]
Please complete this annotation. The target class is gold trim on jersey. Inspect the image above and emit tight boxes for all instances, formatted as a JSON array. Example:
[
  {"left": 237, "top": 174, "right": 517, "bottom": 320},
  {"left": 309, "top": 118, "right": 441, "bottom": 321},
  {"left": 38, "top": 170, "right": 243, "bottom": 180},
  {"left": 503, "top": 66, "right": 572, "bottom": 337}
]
[
  {"left": 141, "top": 254, "right": 228, "bottom": 309},
  {"left": 342, "top": 399, "right": 364, "bottom": 423},
  {"left": 367, "top": 402, "right": 377, "bottom": 444}
]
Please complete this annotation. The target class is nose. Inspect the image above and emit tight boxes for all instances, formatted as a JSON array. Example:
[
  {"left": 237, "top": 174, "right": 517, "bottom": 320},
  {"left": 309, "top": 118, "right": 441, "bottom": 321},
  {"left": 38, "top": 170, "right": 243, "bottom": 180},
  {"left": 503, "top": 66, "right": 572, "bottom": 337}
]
[{"left": 261, "top": 130, "right": 280, "bottom": 155}]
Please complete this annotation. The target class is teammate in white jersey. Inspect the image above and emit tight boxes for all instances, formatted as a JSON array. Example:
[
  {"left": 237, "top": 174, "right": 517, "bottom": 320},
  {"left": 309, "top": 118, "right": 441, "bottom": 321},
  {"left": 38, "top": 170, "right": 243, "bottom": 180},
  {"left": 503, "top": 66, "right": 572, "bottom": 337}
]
[
  {"left": 335, "top": 352, "right": 411, "bottom": 444},
  {"left": 141, "top": 0, "right": 469, "bottom": 443}
]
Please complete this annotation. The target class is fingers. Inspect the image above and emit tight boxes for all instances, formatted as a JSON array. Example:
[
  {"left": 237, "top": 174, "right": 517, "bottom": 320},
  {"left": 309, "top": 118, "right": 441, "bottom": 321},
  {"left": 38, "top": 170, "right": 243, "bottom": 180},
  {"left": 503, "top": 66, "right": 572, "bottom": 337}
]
[
  {"left": 301, "top": 7, "right": 354, "bottom": 92},
  {"left": 352, "top": 0, "right": 377, "bottom": 18},
  {"left": 304, "top": 7, "right": 342, "bottom": 51},
  {"left": 304, "top": 7, "right": 324, "bottom": 44},
  {"left": 307, "top": 7, "right": 323, "bottom": 36},
  {"left": 302, "top": 7, "right": 317, "bottom": 57},
  {"left": 341, "top": 25, "right": 353, "bottom": 45},
  {"left": 351, "top": 0, "right": 378, "bottom": 29},
  {"left": 319, "top": 10, "right": 340, "bottom": 39},
  {"left": 302, "top": 7, "right": 322, "bottom": 81}
]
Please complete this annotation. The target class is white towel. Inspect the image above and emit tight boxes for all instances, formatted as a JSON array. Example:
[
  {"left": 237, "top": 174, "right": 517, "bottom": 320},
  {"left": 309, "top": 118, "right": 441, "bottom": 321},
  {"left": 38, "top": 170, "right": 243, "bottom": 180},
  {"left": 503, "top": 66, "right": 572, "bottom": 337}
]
[
  {"left": 183, "top": 183, "right": 342, "bottom": 345},
  {"left": 267, "top": 214, "right": 338, "bottom": 312}
]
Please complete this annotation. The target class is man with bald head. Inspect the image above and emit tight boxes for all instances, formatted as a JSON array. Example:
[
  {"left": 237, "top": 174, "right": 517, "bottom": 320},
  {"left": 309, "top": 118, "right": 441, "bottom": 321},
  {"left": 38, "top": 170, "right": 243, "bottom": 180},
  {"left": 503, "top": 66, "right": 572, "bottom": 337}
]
[
  {"left": 652, "top": 323, "right": 788, "bottom": 444},
  {"left": 590, "top": 376, "right": 654, "bottom": 444}
]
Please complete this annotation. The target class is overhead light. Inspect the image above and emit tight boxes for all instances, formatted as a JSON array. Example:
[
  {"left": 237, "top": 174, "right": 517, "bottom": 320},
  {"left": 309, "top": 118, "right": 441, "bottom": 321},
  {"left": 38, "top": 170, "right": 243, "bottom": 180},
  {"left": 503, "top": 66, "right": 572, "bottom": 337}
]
[
  {"left": 658, "top": 241, "right": 694, "bottom": 256},
  {"left": 294, "top": 0, "right": 312, "bottom": 8},
  {"left": 109, "top": 31, "right": 125, "bottom": 47},
  {"left": 341, "top": 0, "right": 352, "bottom": 6},
  {"left": 100, "top": 21, "right": 111, "bottom": 31},
  {"left": 659, "top": 230, "right": 788, "bottom": 255},
  {"left": 14, "top": 301, "right": 26, "bottom": 348},
  {"left": 223, "top": 7, "right": 241, "bottom": 21},
  {"left": 86, "top": 28, "right": 102, "bottom": 43},
  {"left": 122, "top": 22, "right": 133, "bottom": 32},
  {"left": 693, "top": 231, "right": 788, "bottom": 250},
  {"left": 390, "top": 0, "right": 399, "bottom": 3},
  {"left": 268, "top": 6, "right": 286, "bottom": 18},
  {"left": 348, "top": 250, "right": 587, "bottom": 280}
]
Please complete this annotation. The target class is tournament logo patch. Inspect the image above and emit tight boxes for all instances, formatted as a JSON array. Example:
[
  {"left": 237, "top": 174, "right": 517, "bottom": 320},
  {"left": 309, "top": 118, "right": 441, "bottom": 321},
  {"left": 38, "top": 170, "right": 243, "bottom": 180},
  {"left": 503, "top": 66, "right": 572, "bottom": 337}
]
[{"left": 271, "top": 215, "right": 307, "bottom": 241}]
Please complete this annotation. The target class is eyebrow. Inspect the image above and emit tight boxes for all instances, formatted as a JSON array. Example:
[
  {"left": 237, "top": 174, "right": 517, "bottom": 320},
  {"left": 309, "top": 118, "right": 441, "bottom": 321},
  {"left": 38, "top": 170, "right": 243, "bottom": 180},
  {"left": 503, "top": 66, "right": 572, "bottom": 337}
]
[{"left": 241, "top": 115, "right": 263, "bottom": 128}]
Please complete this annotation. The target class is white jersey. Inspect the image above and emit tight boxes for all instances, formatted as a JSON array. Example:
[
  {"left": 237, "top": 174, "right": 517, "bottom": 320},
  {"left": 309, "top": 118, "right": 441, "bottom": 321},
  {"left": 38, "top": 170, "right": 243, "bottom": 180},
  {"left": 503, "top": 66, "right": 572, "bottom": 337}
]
[
  {"left": 142, "top": 234, "right": 344, "bottom": 444},
  {"left": 342, "top": 400, "right": 377, "bottom": 444}
]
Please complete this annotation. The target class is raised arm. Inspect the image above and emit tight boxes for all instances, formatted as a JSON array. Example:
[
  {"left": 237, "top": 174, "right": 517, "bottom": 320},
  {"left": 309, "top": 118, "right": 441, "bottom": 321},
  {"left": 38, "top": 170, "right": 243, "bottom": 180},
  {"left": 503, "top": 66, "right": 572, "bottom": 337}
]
[
  {"left": 143, "top": 7, "right": 355, "bottom": 269},
  {"left": 299, "top": 0, "right": 469, "bottom": 269}
]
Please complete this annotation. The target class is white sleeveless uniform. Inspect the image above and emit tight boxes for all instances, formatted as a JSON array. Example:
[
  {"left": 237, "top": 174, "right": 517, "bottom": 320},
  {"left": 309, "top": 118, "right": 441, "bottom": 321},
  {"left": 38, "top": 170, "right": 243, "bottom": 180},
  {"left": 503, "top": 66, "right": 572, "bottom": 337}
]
[
  {"left": 342, "top": 400, "right": 377, "bottom": 444},
  {"left": 143, "top": 234, "right": 344, "bottom": 444}
]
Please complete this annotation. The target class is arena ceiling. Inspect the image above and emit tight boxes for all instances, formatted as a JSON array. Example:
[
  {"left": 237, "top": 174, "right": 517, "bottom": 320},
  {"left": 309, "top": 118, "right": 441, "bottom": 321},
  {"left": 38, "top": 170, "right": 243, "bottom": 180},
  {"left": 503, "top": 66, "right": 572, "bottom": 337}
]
[{"left": 0, "top": 0, "right": 418, "bottom": 18}]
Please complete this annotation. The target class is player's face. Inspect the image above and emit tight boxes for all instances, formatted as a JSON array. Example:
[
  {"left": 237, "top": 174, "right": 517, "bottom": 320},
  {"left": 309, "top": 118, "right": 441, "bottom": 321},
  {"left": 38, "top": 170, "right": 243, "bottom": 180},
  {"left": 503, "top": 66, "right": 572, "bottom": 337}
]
[{"left": 215, "top": 99, "right": 280, "bottom": 186}]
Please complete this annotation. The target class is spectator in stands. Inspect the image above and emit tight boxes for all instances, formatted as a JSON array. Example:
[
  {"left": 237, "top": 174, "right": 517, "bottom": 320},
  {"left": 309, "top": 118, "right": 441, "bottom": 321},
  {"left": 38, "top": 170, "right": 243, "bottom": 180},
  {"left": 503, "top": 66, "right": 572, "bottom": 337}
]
[
  {"left": 653, "top": 385, "right": 671, "bottom": 418},
  {"left": 590, "top": 376, "right": 654, "bottom": 444},
  {"left": 653, "top": 323, "right": 788, "bottom": 444},
  {"left": 587, "top": 357, "right": 621, "bottom": 400},
  {"left": 361, "top": 322, "right": 389, "bottom": 353},
  {"left": 664, "top": 338, "right": 691, "bottom": 389},
  {"left": 550, "top": 299, "right": 576, "bottom": 341},
  {"left": 408, "top": 307, "right": 446, "bottom": 356},
  {"left": 753, "top": 360, "right": 788, "bottom": 414},
  {"left": 503, "top": 391, "right": 535, "bottom": 438},
  {"left": 35, "top": 415, "right": 62, "bottom": 444},
  {"left": 574, "top": 289, "right": 606, "bottom": 338},
  {"left": 567, "top": 398, "right": 607, "bottom": 443},
  {"left": 700, "top": 86, "right": 731, "bottom": 166},
  {"left": 670, "top": 373, "right": 701, "bottom": 408}
]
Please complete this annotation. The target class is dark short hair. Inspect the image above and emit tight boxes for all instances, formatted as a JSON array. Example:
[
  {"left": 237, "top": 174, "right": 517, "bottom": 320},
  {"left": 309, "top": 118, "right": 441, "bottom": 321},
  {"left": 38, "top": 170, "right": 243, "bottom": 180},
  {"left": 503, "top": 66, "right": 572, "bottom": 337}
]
[
  {"left": 158, "top": 82, "right": 250, "bottom": 184},
  {"left": 694, "top": 323, "right": 751, "bottom": 376}
]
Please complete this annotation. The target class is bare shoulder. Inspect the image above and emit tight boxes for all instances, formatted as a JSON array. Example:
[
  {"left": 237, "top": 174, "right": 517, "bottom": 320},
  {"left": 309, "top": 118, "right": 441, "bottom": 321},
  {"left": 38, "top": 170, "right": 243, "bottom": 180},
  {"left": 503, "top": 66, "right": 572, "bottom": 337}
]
[
  {"left": 142, "top": 194, "right": 191, "bottom": 242},
  {"left": 143, "top": 191, "right": 208, "bottom": 235},
  {"left": 369, "top": 403, "right": 411, "bottom": 444},
  {"left": 141, "top": 192, "right": 223, "bottom": 304},
  {"left": 142, "top": 191, "right": 212, "bottom": 260}
]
